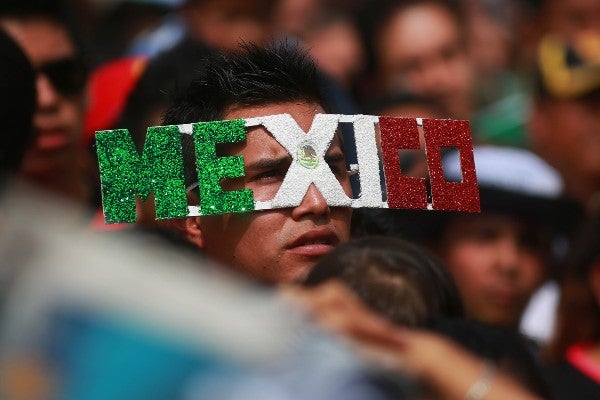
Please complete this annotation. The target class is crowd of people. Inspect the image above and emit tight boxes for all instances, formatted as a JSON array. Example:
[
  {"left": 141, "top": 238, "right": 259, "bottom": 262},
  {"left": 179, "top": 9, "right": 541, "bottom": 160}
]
[{"left": 1, "top": 0, "right": 600, "bottom": 399}]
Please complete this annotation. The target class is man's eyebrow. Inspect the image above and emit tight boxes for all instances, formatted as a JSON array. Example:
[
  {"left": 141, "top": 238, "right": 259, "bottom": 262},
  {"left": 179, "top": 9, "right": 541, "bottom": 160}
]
[{"left": 245, "top": 155, "right": 292, "bottom": 171}]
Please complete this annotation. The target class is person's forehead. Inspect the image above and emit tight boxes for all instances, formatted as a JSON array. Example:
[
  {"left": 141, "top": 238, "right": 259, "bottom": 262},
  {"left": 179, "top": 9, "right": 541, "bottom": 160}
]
[
  {"left": 0, "top": 17, "right": 76, "bottom": 65},
  {"left": 381, "top": 3, "right": 459, "bottom": 49}
]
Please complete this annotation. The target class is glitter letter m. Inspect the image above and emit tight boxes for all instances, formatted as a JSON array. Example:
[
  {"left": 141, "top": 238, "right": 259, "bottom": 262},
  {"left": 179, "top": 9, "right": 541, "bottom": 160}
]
[{"left": 96, "top": 127, "right": 188, "bottom": 223}]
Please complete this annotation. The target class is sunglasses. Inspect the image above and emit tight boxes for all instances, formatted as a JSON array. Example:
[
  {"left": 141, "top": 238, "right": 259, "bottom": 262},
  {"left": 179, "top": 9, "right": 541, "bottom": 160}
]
[{"left": 37, "top": 57, "right": 88, "bottom": 96}]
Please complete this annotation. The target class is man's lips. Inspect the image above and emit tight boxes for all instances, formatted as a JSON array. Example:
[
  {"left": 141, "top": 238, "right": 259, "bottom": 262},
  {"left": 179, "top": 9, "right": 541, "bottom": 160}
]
[
  {"left": 35, "top": 129, "right": 71, "bottom": 151},
  {"left": 286, "top": 228, "right": 340, "bottom": 257}
]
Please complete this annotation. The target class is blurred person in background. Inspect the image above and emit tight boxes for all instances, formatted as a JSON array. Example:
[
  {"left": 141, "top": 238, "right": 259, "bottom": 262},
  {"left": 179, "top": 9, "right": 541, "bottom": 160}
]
[
  {"left": 94, "top": 0, "right": 275, "bottom": 60},
  {"left": 298, "top": 8, "right": 365, "bottom": 92},
  {"left": 529, "top": 31, "right": 600, "bottom": 209},
  {"left": 359, "top": 0, "right": 475, "bottom": 119},
  {"left": 545, "top": 199, "right": 600, "bottom": 399},
  {"left": 303, "top": 236, "right": 464, "bottom": 327},
  {"left": 270, "top": 0, "right": 322, "bottom": 39},
  {"left": 464, "top": 0, "right": 520, "bottom": 98},
  {"left": 0, "top": 1, "right": 94, "bottom": 206},
  {"left": 179, "top": 0, "right": 275, "bottom": 53},
  {"left": 299, "top": 236, "right": 553, "bottom": 397},
  {"left": 467, "top": 0, "right": 600, "bottom": 152},
  {"left": 303, "top": 235, "right": 549, "bottom": 398},
  {"left": 524, "top": 9, "right": 600, "bottom": 356},
  {"left": 428, "top": 146, "right": 581, "bottom": 335},
  {"left": 356, "top": 145, "right": 582, "bottom": 336},
  {"left": 284, "top": 280, "right": 543, "bottom": 400},
  {"left": 465, "top": 0, "right": 533, "bottom": 147}
]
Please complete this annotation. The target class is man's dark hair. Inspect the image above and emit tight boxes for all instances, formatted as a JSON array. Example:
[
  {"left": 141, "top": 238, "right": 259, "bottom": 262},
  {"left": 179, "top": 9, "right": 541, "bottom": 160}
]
[
  {"left": 303, "top": 236, "right": 464, "bottom": 327},
  {"left": 162, "top": 42, "right": 329, "bottom": 191},
  {"left": 162, "top": 42, "right": 327, "bottom": 125}
]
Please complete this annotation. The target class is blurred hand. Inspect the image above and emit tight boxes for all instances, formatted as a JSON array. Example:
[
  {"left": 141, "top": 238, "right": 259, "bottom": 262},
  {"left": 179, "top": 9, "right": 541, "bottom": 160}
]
[{"left": 279, "top": 281, "right": 541, "bottom": 400}]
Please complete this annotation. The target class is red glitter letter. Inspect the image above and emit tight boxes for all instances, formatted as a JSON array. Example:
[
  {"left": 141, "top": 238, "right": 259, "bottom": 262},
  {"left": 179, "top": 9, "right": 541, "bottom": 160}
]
[
  {"left": 423, "top": 119, "right": 480, "bottom": 212},
  {"left": 379, "top": 117, "right": 428, "bottom": 209}
]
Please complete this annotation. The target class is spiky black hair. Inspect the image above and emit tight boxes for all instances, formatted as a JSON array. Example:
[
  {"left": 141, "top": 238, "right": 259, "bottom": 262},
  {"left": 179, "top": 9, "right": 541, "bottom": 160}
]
[{"left": 163, "top": 41, "right": 327, "bottom": 125}]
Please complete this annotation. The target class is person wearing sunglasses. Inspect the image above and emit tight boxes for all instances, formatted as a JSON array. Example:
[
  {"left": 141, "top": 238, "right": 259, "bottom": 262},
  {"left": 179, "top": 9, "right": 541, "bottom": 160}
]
[{"left": 0, "top": 1, "right": 92, "bottom": 205}]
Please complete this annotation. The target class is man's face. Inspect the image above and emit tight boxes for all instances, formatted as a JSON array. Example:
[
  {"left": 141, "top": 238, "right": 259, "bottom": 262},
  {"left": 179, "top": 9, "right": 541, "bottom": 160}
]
[
  {"left": 187, "top": 102, "right": 352, "bottom": 283},
  {"left": 376, "top": 3, "right": 473, "bottom": 118},
  {"left": 1, "top": 17, "right": 86, "bottom": 179},
  {"left": 531, "top": 92, "right": 600, "bottom": 201},
  {"left": 439, "top": 215, "right": 546, "bottom": 329}
]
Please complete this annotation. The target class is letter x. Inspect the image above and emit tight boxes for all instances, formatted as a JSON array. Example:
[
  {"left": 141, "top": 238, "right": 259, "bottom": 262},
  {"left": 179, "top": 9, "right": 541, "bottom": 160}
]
[{"left": 249, "top": 113, "right": 352, "bottom": 208}]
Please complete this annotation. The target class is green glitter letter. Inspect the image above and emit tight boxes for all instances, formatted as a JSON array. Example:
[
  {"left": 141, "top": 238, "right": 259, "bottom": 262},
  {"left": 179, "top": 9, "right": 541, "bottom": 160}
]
[
  {"left": 193, "top": 120, "right": 255, "bottom": 215},
  {"left": 96, "top": 126, "right": 188, "bottom": 223}
]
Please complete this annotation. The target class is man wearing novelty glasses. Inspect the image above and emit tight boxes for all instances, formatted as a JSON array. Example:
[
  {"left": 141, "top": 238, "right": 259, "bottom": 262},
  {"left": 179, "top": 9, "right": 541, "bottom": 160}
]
[
  {"left": 161, "top": 43, "right": 353, "bottom": 283},
  {"left": 1, "top": 1, "right": 91, "bottom": 205}
]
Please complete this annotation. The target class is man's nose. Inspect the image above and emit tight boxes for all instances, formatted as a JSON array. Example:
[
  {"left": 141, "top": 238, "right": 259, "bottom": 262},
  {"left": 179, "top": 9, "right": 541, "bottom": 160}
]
[
  {"left": 36, "top": 74, "right": 60, "bottom": 110},
  {"left": 291, "top": 183, "right": 330, "bottom": 220}
]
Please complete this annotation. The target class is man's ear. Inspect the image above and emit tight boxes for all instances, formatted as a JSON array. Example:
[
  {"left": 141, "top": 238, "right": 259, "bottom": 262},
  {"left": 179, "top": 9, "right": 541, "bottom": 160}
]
[
  {"left": 161, "top": 217, "right": 205, "bottom": 248},
  {"left": 156, "top": 217, "right": 204, "bottom": 248},
  {"left": 183, "top": 217, "right": 205, "bottom": 248}
]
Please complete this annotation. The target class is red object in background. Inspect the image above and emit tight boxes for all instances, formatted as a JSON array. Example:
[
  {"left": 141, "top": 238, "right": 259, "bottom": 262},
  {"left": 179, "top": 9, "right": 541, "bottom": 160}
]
[{"left": 83, "top": 56, "right": 148, "bottom": 147}]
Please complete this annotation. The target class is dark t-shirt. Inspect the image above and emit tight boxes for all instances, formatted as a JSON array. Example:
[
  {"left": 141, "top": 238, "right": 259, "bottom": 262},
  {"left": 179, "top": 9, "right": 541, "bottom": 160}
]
[{"left": 545, "top": 359, "right": 600, "bottom": 399}]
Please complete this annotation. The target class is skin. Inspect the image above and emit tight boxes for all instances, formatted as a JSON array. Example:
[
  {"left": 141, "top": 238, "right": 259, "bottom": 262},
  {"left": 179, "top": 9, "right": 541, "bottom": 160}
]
[
  {"left": 438, "top": 215, "right": 546, "bottom": 330},
  {"left": 530, "top": 93, "right": 600, "bottom": 205},
  {"left": 271, "top": 0, "right": 321, "bottom": 37},
  {"left": 183, "top": 102, "right": 352, "bottom": 284},
  {"left": 304, "top": 19, "right": 365, "bottom": 88},
  {"left": 375, "top": 2, "right": 474, "bottom": 119},
  {"left": 184, "top": 0, "right": 271, "bottom": 52},
  {"left": 465, "top": 0, "right": 512, "bottom": 78},
  {"left": 1, "top": 17, "right": 89, "bottom": 202}
]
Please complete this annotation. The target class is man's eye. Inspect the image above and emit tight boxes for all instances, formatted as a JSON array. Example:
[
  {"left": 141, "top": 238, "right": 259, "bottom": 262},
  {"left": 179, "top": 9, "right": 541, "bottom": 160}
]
[{"left": 254, "top": 169, "right": 285, "bottom": 181}]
